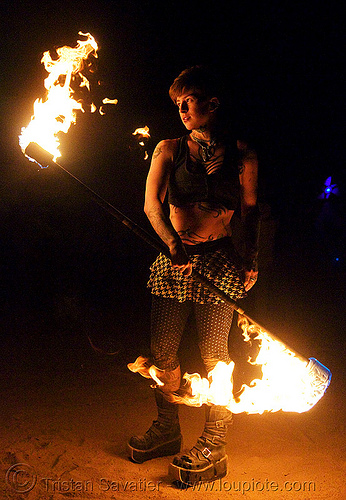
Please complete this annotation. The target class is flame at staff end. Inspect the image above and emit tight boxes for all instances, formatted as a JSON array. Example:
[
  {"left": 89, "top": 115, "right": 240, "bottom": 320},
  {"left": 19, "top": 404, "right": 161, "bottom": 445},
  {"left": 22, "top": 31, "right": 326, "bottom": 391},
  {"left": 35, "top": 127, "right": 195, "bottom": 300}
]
[
  {"left": 19, "top": 32, "right": 117, "bottom": 163},
  {"left": 128, "top": 317, "right": 331, "bottom": 415},
  {"left": 229, "top": 317, "right": 332, "bottom": 414}
]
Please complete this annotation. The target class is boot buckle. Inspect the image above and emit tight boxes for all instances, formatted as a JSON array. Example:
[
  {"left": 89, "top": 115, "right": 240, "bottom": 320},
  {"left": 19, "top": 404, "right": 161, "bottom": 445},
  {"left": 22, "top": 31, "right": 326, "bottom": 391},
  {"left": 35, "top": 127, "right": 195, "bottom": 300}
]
[{"left": 202, "top": 447, "right": 212, "bottom": 459}]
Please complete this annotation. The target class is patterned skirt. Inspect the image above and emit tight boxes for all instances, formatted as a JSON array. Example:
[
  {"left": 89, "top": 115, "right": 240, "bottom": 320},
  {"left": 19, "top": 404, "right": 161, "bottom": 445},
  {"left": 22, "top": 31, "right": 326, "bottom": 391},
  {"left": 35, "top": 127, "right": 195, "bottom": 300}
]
[{"left": 147, "top": 238, "right": 246, "bottom": 304}]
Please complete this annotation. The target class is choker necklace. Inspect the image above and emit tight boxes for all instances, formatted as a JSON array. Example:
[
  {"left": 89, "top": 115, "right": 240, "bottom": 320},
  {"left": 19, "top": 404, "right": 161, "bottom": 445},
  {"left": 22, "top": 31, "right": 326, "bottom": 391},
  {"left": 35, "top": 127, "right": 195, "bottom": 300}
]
[{"left": 191, "top": 135, "right": 217, "bottom": 162}]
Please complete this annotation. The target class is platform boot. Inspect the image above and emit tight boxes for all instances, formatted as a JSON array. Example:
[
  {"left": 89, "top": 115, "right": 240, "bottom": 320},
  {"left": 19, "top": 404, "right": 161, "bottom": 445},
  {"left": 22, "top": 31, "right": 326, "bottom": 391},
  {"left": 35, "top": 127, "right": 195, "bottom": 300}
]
[
  {"left": 128, "top": 388, "right": 182, "bottom": 463},
  {"left": 169, "top": 405, "right": 232, "bottom": 486}
]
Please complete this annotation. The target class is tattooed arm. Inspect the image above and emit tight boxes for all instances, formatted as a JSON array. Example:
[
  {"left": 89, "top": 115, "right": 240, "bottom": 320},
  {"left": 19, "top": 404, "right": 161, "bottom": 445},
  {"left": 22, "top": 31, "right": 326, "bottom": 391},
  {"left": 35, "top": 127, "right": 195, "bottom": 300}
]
[
  {"left": 144, "top": 140, "right": 192, "bottom": 275},
  {"left": 238, "top": 140, "right": 261, "bottom": 291}
]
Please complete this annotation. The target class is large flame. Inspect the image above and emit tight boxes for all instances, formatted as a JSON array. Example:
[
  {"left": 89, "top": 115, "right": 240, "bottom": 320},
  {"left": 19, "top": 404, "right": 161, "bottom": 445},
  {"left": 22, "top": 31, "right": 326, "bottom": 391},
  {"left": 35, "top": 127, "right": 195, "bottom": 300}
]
[
  {"left": 18, "top": 34, "right": 152, "bottom": 167},
  {"left": 19, "top": 32, "right": 115, "bottom": 161},
  {"left": 128, "top": 317, "right": 331, "bottom": 414}
]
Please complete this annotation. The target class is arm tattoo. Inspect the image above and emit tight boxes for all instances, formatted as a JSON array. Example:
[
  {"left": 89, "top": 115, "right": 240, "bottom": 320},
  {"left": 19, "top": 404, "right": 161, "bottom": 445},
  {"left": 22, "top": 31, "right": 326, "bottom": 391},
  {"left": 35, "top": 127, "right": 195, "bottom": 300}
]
[
  {"left": 153, "top": 145, "right": 163, "bottom": 160},
  {"left": 238, "top": 162, "right": 245, "bottom": 174},
  {"left": 238, "top": 147, "right": 257, "bottom": 174},
  {"left": 242, "top": 205, "right": 261, "bottom": 271},
  {"left": 146, "top": 207, "right": 179, "bottom": 248}
]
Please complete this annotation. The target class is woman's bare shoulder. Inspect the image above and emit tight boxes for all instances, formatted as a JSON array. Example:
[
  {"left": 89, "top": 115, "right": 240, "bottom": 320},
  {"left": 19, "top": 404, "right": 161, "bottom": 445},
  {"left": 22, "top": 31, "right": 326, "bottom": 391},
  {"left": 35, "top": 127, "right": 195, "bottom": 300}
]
[{"left": 153, "top": 138, "right": 180, "bottom": 161}]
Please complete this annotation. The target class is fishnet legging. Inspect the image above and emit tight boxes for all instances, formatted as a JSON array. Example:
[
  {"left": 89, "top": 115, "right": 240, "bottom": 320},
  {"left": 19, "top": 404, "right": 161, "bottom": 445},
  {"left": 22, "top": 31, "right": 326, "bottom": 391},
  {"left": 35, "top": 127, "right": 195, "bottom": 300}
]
[{"left": 150, "top": 296, "right": 234, "bottom": 374}]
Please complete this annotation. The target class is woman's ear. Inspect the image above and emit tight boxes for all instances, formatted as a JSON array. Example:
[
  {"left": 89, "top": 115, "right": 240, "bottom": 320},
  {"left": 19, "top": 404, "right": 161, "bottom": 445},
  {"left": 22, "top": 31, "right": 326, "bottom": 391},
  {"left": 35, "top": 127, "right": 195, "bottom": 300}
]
[{"left": 209, "top": 97, "right": 220, "bottom": 111}]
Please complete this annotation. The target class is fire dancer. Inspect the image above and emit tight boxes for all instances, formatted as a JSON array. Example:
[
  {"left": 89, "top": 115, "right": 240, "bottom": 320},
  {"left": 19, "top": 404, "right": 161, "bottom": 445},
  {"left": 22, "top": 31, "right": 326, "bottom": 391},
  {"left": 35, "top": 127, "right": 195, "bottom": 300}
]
[{"left": 128, "top": 66, "right": 260, "bottom": 484}]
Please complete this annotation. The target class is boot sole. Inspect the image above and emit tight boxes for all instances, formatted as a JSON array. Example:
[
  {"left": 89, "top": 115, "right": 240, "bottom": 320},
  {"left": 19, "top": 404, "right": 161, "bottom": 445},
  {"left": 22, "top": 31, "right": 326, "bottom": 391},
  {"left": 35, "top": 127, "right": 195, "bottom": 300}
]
[
  {"left": 128, "top": 436, "right": 182, "bottom": 463},
  {"left": 169, "top": 455, "right": 228, "bottom": 486}
]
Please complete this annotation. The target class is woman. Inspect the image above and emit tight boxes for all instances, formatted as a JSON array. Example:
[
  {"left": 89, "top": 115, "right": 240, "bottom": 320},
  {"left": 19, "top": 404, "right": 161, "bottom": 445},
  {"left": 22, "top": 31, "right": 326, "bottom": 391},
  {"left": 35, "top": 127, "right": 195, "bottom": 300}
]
[{"left": 128, "top": 66, "right": 260, "bottom": 485}]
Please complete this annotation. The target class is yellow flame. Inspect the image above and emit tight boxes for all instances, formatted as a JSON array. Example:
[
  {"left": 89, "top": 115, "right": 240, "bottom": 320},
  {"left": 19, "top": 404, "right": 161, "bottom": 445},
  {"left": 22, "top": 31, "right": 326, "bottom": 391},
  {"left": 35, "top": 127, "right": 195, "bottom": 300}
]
[
  {"left": 132, "top": 126, "right": 150, "bottom": 139},
  {"left": 19, "top": 32, "right": 98, "bottom": 161},
  {"left": 128, "top": 356, "right": 164, "bottom": 387},
  {"left": 129, "top": 317, "right": 331, "bottom": 414},
  {"left": 102, "top": 98, "right": 118, "bottom": 106},
  {"left": 99, "top": 98, "right": 118, "bottom": 116},
  {"left": 132, "top": 126, "right": 150, "bottom": 160},
  {"left": 19, "top": 32, "right": 117, "bottom": 162}
]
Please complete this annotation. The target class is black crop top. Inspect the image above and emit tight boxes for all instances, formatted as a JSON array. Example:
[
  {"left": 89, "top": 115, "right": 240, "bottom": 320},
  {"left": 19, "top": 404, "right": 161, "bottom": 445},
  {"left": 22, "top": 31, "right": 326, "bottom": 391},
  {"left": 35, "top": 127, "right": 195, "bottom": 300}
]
[{"left": 168, "top": 135, "right": 242, "bottom": 210}]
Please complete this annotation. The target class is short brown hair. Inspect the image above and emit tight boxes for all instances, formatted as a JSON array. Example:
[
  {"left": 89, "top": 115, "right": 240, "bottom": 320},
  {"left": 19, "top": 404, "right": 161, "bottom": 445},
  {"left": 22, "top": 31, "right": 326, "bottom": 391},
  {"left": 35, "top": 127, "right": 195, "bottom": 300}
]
[{"left": 169, "top": 65, "right": 220, "bottom": 103}]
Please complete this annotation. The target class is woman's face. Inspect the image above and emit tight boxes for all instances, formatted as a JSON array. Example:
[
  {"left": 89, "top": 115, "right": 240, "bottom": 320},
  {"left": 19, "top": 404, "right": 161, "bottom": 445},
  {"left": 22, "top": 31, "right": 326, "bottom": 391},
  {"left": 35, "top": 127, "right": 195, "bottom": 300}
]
[{"left": 176, "top": 91, "right": 211, "bottom": 131}]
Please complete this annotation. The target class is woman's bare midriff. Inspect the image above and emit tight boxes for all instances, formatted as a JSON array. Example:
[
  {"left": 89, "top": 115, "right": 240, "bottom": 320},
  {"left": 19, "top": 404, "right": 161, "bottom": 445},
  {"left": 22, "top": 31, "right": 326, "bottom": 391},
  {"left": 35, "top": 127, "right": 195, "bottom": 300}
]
[{"left": 169, "top": 202, "right": 234, "bottom": 245}]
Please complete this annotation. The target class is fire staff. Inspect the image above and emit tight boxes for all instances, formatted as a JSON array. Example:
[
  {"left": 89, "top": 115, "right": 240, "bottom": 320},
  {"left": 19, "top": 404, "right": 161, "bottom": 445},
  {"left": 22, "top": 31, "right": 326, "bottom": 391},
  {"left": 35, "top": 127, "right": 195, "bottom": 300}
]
[{"left": 128, "top": 65, "right": 260, "bottom": 485}]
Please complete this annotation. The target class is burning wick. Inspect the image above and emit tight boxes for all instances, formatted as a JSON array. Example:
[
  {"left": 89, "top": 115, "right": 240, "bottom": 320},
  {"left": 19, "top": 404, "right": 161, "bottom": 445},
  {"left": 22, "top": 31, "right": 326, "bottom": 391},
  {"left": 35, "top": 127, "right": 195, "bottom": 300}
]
[
  {"left": 19, "top": 32, "right": 117, "bottom": 163},
  {"left": 128, "top": 317, "right": 331, "bottom": 414}
]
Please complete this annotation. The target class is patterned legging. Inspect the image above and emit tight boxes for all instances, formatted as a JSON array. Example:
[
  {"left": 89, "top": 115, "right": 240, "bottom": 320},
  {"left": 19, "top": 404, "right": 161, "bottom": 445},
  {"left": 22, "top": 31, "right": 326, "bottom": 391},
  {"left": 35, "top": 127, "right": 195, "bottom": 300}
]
[{"left": 150, "top": 295, "right": 234, "bottom": 374}]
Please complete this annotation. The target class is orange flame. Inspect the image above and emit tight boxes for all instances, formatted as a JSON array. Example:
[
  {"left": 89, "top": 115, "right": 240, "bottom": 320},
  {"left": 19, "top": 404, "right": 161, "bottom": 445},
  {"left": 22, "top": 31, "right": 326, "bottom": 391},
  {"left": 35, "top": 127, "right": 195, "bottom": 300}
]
[
  {"left": 129, "top": 317, "right": 331, "bottom": 414},
  {"left": 132, "top": 126, "right": 150, "bottom": 160},
  {"left": 100, "top": 97, "right": 118, "bottom": 115},
  {"left": 19, "top": 32, "right": 117, "bottom": 161},
  {"left": 132, "top": 126, "right": 150, "bottom": 139},
  {"left": 127, "top": 356, "right": 164, "bottom": 387}
]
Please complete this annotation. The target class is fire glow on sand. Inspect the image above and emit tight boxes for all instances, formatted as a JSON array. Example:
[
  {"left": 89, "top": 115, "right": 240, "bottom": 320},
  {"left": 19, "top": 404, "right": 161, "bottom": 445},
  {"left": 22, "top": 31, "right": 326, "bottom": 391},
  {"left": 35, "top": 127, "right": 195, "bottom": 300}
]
[{"left": 19, "top": 34, "right": 331, "bottom": 417}]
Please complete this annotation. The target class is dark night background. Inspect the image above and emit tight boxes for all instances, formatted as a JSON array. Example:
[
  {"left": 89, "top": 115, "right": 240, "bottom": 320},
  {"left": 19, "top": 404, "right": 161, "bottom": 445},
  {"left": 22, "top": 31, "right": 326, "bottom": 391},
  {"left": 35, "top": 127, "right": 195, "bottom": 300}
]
[{"left": 0, "top": 2, "right": 345, "bottom": 489}]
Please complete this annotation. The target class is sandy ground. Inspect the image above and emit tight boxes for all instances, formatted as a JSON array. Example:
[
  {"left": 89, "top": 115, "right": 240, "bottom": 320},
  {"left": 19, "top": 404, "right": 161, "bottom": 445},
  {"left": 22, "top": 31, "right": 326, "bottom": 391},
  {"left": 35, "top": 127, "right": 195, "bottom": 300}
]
[{"left": 1, "top": 257, "right": 345, "bottom": 500}]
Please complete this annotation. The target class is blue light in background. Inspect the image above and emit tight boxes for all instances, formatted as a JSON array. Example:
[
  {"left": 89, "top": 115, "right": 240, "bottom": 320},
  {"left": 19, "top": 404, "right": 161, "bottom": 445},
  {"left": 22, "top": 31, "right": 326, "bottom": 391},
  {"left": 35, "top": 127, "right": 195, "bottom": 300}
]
[{"left": 319, "top": 176, "right": 339, "bottom": 199}]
